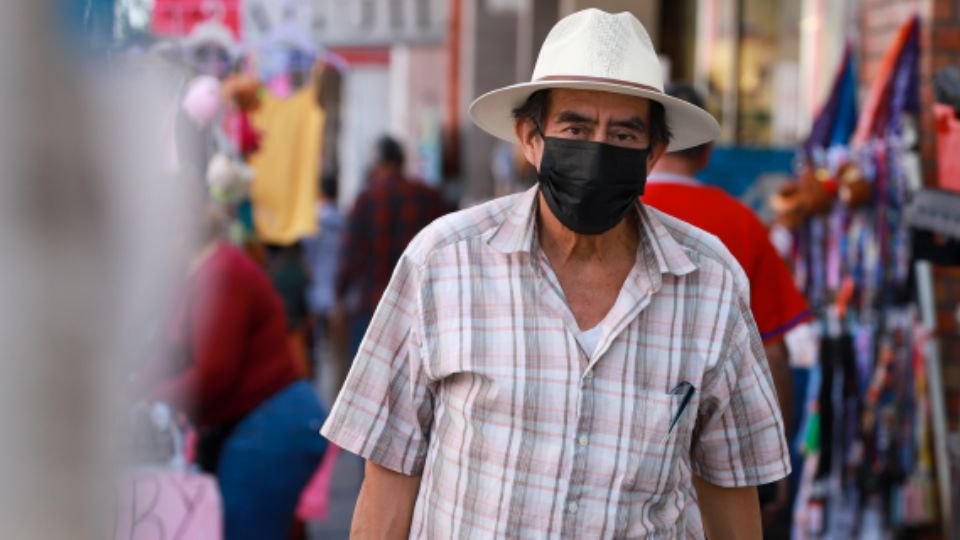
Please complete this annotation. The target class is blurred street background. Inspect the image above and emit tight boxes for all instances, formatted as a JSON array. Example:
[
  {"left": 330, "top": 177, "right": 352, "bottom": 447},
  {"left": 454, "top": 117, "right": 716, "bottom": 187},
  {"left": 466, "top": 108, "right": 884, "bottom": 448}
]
[{"left": 2, "top": 0, "right": 959, "bottom": 538}]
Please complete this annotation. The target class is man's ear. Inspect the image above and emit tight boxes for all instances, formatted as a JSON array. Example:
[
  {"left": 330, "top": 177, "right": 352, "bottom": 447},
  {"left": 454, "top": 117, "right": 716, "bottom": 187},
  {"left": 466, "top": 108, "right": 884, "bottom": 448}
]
[
  {"left": 514, "top": 118, "right": 543, "bottom": 171},
  {"left": 646, "top": 141, "right": 669, "bottom": 170}
]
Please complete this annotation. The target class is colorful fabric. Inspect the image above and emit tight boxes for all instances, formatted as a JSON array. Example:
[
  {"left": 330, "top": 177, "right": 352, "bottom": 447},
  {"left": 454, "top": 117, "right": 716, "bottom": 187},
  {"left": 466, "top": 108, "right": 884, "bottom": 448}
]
[
  {"left": 225, "top": 111, "right": 262, "bottom": 157},
  {"left": 249, "top": 87, "right": 324, "bottom": 245},
  {"left": 805, "top": 46, "right": 859, "bottom": 154},
  {"left": 644, "top": 175, "right": 812, "bottom": 343},
  {"left": 852, "top": 16, "right": 919, "bottom": 145},
  {"left": 336, "top": 175, "right": 447, "bottom": 316},
  {"left": 322, "top": 186, "right": 791, "bottom": 538}
]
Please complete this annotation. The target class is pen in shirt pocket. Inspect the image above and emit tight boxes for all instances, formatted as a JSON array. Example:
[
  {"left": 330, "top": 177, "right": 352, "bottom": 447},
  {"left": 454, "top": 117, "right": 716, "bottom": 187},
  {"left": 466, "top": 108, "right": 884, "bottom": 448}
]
[{"left": 668, "top": 381, "right": 696, "bottom": 434}]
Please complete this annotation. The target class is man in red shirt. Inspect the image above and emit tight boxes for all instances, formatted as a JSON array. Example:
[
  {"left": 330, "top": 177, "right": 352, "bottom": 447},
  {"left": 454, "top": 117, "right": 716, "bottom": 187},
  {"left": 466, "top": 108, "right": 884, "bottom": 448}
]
[{"left": 644, "top": 83, "right": 811, "bottom": 528}]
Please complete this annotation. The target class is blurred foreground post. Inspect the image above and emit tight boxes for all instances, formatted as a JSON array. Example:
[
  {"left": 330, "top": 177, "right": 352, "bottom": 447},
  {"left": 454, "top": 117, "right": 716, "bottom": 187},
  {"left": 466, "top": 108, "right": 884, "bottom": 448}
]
[{"left": 0, "top": 1, "right": 191, "bottom": 537}]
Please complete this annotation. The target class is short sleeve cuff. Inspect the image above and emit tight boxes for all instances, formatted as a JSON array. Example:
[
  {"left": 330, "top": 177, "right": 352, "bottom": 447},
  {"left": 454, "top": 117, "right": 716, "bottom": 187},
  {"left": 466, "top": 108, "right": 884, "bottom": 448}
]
[
  {"left": 321, "top": 417, "right": 426, "bottom": 476},
  {"left": 691, "top": 457, "right": 791, "bottom": 488}
]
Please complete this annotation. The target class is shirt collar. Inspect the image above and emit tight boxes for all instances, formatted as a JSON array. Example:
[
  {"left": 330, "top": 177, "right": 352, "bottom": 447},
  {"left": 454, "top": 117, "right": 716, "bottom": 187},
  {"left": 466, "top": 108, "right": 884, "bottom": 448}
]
[
  {"left": 487, "top": 185, "right": 697, "bottom": 277},
  {"left": 635, "top": 202, "right": 699, "bottom": 276},
  {"left": 646, "top": 172, "right": 701, "bottom": 186},
  {"left": 485, "top": 186, "right": 540, "bottom": 255}
]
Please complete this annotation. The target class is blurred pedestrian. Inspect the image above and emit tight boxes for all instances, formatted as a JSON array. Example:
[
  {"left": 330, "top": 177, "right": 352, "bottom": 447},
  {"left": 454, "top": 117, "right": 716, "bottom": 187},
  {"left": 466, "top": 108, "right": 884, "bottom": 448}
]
[
  {"left": 323, "top": 10, "right": 789, "bottom": 539},
  {"left": 303, "top": 172, "right": 347, "bottom": 396},
  {"left": 263, "top": 241, "right": 313, "bottom": 377},
  {"left": 645, "top": 82, "right": 812, "bottom": 533},
  {"left": 138, "top": 202, "right": 327, "bottom": 540},
  {"left": 334, "top": 136, "right": 448, "bottom": 360}
]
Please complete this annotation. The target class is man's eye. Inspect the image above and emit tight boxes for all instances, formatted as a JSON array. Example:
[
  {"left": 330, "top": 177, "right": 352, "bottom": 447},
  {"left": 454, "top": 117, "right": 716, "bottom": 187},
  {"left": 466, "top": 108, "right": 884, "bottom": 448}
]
[
  {"left": 615, "top": 132, "right": 637, "bottom": 142},
  {"left": 565, "top": 126, "right": 583, "bottom": 135}
]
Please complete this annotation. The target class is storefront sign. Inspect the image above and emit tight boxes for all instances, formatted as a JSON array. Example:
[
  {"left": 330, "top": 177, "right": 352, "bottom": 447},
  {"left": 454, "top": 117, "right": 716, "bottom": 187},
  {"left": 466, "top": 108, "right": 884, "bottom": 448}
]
[
  {"left": 152, "top": 0, "right": 242, "bottom": 38},
  {"left": 243, "top": 0, "right": 447, "bottom": 48}
]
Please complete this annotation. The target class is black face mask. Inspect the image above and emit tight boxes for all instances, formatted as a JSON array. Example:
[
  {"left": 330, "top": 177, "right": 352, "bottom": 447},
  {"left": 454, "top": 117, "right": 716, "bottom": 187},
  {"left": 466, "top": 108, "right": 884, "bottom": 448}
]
[{"left": 537, "top": 136, "right": 650, "bottom": 235}]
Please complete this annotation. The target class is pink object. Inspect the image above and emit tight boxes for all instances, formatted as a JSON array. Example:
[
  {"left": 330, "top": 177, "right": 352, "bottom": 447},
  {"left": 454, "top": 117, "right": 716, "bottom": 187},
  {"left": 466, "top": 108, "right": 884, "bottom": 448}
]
[
  {"left": 225, "top": 111, "right": 262, "bottom": 157},
  {"left": 296, "top": 444, "right": 341, "bottom": 521},
  {"left": 935, "top": 104, "right": 960, "bottom": 193},
  {"left": 182, "top": 76, "right": 222, "bottom": 128},
  {"left": 182, "top": 429, "right": 198, "bottom": 465},
  {"left": 266, "top": 74, "right": 294, "bottom": 99},
  {"left": 114, "top": 471, "right": 222, "bottom": 540}
]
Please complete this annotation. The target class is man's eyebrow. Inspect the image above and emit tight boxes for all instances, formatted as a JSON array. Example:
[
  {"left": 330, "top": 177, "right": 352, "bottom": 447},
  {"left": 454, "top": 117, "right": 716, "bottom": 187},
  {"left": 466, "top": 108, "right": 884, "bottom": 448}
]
[
  {"left": 609, "top": 116, "right": 647, "bottom": 131},
  {"left": 554, "top": 110, "right": 596, "bottom": 124}
]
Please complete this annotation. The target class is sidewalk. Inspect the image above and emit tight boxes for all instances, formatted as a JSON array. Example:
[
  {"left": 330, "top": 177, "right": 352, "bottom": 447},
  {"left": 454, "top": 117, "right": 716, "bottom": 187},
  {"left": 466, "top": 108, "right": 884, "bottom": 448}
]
[
  {"left": 307, "top": 451, "right": 364, "bottom": 539},
  {"left": 306, "top": 357, "right": 364, "bottom": 540}
]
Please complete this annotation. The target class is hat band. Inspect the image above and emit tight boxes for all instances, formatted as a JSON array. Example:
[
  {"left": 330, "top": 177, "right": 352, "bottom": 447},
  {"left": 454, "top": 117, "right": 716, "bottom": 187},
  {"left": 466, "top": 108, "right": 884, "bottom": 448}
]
[{"left": 534, "top": 75, "right": 662, "bottom": 94}]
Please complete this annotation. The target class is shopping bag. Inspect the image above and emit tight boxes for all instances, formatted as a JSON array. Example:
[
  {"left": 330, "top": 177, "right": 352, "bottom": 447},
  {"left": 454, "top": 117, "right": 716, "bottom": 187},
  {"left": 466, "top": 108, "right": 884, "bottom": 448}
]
[
  {"left": 115, "top": 403, "right": 222, "bottom": 539},
  {"left": 114, "top": 470, "right": 222, "bottom": 540},
  {"left": 295, "top": 444, "right": 341, "bottom": 521}
]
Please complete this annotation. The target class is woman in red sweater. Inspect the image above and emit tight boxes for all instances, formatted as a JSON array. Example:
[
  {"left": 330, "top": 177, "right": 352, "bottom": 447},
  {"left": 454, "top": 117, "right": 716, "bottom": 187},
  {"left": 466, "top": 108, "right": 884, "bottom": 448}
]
[{"left": 142, "top": 206, "right": 327, "bottom": 540}]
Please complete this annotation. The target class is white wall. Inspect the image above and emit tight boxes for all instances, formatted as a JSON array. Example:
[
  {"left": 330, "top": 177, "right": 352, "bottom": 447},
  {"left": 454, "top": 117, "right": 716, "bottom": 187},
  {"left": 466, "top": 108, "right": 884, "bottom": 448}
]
[
  {"left": 389, "top": 45, "right": 447, "bottom": 186},
  {"left": 339, "top": 66, "right": 391, "bottom": 210}
]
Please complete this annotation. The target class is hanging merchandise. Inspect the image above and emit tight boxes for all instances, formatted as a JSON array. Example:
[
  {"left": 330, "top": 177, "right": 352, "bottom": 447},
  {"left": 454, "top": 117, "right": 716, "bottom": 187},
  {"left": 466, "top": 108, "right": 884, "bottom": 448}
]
[
  {"left": 182, "top": 17, "right": 241, "bottom": 78},
  {"left": 222, "top": 73, "right": 263, "bottom": 157},
  {"left": 785, "top": 16, "right": 942, "bottom": 538},
  {"left": 171, "top": 74, "right": 224, "bottom": 179},
  {"left": 248, "top": 86, "right": 324, "bottom": 245},
  {"left": 206, "top": 152, "right": 253, "bottom": 205},
  {"left": 255, "top": 18, "right": 319, "bottom": 99},
  {"left": 171, "top": 71, "right": 258, "bottom": 241},
  {"left": 805, "top": 46, "right": 859, "bottom": 155},
  {"left": 181, "top": 75, "right": 222, "bottom": 128},
  {"left": 907, "top": 189, "right": 960, "bottom": 535}
]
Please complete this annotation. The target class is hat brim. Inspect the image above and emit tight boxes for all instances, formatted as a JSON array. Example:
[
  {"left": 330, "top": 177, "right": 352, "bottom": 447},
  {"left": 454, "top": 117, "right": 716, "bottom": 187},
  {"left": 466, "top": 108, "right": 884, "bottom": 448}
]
[{"left": 469, "top": 79, "right": 721, "bottom": 152}]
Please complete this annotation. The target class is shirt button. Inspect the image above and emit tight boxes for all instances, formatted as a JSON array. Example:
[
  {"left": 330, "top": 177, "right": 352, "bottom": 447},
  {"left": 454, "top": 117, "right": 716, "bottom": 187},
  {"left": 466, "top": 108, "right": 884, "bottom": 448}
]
[
  {"left": 584, "top": 371, "right": 594, "bottom": 380},
  {"left": 567, "top": 501, "right": 579, "bottom": 513},
  {"left": 578, "top": 434, "right": 589, "bottom": 446}
]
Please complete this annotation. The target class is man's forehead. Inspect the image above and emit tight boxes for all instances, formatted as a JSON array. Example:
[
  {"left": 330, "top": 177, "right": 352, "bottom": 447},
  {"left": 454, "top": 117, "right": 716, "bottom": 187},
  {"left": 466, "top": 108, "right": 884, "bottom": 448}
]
[{"left": 546, "top": 88, "right": 651, "bottom": 118}]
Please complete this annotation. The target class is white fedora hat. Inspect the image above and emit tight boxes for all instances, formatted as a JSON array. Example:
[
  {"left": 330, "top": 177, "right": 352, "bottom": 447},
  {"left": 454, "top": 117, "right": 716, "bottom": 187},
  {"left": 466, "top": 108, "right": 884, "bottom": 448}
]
[{"left": 469, "top": 9, "right": 720, "bottom": 151}]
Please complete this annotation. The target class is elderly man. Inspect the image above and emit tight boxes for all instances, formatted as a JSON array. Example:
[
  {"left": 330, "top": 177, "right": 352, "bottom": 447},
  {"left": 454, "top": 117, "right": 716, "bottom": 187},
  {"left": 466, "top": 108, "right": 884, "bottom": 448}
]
[{"left": 322, "top": 9, "right": 790, "bottom": 539}]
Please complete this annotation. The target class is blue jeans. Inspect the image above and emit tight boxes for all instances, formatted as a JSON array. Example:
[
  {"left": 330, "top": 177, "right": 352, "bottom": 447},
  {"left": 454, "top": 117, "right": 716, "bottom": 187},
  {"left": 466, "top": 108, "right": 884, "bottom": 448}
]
[{"left": 216, "top": 380, "right": 328, "bottom": 540}]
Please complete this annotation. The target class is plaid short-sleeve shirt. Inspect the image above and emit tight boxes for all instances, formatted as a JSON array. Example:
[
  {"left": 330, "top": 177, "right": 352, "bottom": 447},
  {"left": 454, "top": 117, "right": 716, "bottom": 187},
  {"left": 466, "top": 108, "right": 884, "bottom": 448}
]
[{"left": 322, "top": 186, "right": 791, "bottom": 539}]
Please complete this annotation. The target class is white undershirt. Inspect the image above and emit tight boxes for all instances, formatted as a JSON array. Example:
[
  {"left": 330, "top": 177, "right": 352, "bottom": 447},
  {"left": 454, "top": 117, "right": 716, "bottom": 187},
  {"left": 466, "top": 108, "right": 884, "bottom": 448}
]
[
  {"left": 572, "top": 173, "right": 697, "bottom": 358},
  {"left": 577, "top": 325, "right": 604, "bottom": 357}
]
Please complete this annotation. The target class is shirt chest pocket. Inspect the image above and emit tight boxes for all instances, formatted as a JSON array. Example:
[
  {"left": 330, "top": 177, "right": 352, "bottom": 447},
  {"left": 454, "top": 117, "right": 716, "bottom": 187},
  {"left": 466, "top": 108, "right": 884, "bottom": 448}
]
[{"left": 621, "top": 389, "right": 697, "bottom": 495}]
